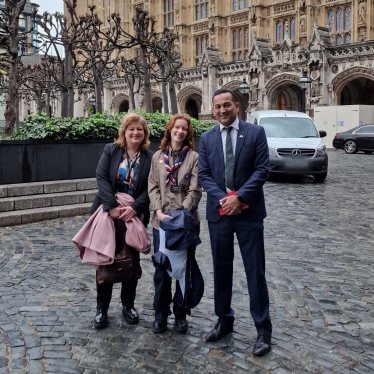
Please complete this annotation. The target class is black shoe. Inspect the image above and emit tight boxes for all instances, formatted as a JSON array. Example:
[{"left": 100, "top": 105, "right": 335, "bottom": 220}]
[
  {"left": 253, "top": 335, "right": 271, "bottom": 356},
  {"left": 94, "top": 309, "right": 108, "bottom": 329},
  {"left": 122, "top": 306, "right": 139, "bottom": 325},
  {"left": 152, "top": 319, "right": 167, "bottom": 334},
  {"left": 205, "top": 322, "right": 233, "bottom": 342},
  {"left": 174, "top": 317, "right": 188, "bottom": 333}
]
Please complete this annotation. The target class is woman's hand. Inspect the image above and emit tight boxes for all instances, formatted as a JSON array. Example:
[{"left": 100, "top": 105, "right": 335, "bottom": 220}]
[
  {"left": 109, "top": 207, "right": 126, "bottom": 219},
  {"left": 156, "top": 209, "right": 172, "bottom": 222},
  {"left": 119, "top": 206, "right": 137, "bottom": 222}
]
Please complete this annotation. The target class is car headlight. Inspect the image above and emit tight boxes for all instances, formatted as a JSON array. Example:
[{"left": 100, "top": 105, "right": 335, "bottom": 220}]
[
  {"left": 269, "top": 147, "right": 277, "bottom": 157},
  {"left": 316, "top": 145, "right": 326, "bottom": 157}
]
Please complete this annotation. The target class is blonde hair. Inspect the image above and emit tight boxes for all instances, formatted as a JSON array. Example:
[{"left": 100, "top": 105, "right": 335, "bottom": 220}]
[{"left": 114, "top": 113, "right": 150, "bottom": 151}]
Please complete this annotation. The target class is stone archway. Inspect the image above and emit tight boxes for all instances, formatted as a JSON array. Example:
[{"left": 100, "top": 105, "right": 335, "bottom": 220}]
[
  {"left": 151, "top": 90, "right": 163, "bottom": 113},
  {"left": 111, "top": 93, "right": 130, "bottom": 114},
  {"left": 266, "top": 74, "right": 302, "bottom": 111},
  {"left": 119, "top": 101, "right": 129, "bottom": 113},
  {"left": 222, "top": 80, "right": 248, "bottom": 120},
  {"left": 330, "top": 67, "right": 374, "bottom": 105},
  {"left": 177, "top": 85, "right": 202, "bottom": 118}
]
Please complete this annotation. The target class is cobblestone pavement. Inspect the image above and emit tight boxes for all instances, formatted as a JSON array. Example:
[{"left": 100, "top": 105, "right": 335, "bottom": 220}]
[{"left": 1, "top": 150, "right": 374, "bottom": 374}]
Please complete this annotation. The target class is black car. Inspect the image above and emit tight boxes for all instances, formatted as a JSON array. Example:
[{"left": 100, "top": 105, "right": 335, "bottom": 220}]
[{"left": 333, "top": 125, "right": 374, "bottom": 154}]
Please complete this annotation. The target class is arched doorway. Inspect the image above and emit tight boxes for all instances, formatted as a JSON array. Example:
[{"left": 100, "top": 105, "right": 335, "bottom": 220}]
[
  {"left": 233, "top": 90, "right": 249, "bottom": 121},
  {"left": 185, "top": 98, "right": 199, "bottom": 119},
  {"left": 274, "top": 85, "right": 302, "bottom": 111},
  {"left": 119, "top": 100, "right": 129, "bottom": 113},
  {"left": 152, "top": 97, "right": 162, "bottom": 113},
  {"left": 341, "top": 78, "right": 374, "bottom": 105}
]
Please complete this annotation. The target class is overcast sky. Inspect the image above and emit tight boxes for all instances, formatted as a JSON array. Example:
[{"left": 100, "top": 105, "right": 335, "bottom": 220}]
[{"left": 35, "top": 0, "right": 64, "bottom": 15}]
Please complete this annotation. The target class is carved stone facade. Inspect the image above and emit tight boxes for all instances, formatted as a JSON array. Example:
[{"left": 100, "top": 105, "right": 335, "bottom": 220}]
[{"left": 65, "top": 1, "right": 374, "bottom": 121}]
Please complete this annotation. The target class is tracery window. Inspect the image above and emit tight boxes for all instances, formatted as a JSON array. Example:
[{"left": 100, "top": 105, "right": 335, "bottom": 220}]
[
  {"left": 19, "top": 14, "right": 26, "bottom": 28},
  {"left": 344, "top": 7, "right": 351, "bottom": 30},
  {"left": 239, "top": 29, "right": 243, "bottom": 48},
  {"left": 336, "top": 8, "right": 343, "bottom": 31},
  {"left": 195, "top": 35, "right": 208, "bottom": 58},
  {"left": 245, "top": 27, "right": 249, "bottom": 48},
  {"left": 328, "top": 10, "right": 334, "bottom": 32},
  {"left": 336, "top": 34, "right": 342, "bottom": 45},
  {"left": 283, "top": 20, "right": 288, "bottom": 37},
  {"left": 163, "top": 0, "right": 174, "bottom": 27},
  {"left": 233, "top": 0, "right": 237, "bottom": 11},
  {"left": 290, "top": 18, "right": 296, "bottom": 40},
  {"left": 245, "top": 0, "right": 249, "bottom": 7},
  {"left": 276, "top": 21, "right": 281, "bottom": 42},
  {"left": 344, "top": 33, "right": 351, "bottom": 44},
  {"left": 195, "top": 0, "right": 209, "bottom": 20},
  {"left": 233, "top": 52, "right": 237, "bottom": 61},
  {"left": 196, "top": 38, "right": 200, "bottom": 56},
  {"left": 233, "top": 30, "right": 237, "bottom": 49}
]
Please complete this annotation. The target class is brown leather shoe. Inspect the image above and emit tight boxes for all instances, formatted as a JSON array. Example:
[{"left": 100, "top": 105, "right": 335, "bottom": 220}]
[{"left": 253, "top": 335, "right": 271, "bottom": 356}]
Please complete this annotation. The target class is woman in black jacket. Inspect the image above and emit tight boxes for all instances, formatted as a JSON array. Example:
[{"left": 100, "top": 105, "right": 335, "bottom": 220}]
[{"left": 90, "top": 112, "right": 153, "bottom": 329}]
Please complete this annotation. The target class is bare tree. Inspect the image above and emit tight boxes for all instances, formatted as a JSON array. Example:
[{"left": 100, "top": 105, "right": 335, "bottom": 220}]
[{"left": 0, "top": 0, "right": 36, "bottom": 136}]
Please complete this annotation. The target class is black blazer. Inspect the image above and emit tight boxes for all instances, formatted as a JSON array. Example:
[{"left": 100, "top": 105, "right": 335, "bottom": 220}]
[{"left": 90, "top": 143, "right": 154, "bottom": 226}]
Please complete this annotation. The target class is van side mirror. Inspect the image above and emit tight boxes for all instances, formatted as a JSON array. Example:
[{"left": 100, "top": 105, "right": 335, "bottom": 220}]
[{"left": 319, "top": 130, "right": 327, "bottom": 138}]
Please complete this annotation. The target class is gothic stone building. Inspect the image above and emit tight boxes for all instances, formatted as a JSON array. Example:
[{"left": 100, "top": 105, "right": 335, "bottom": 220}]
[{"left": 70, "top": 0, "right": 374, "bottom": 121}]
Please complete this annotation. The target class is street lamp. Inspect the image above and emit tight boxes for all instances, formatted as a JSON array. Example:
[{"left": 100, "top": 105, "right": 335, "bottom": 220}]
[
  {"left": 299, "top": 67, "right": 311, "bottom": 113},
  {"left": 239, "top": 77, "right": 250, "bottom": 121},
  {"left": 89, "top": 94, "right": 96, "bottom": 114}
]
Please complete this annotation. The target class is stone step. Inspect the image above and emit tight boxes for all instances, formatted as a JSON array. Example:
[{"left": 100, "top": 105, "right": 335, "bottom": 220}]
[
  {"left": 0, "top": 203, "right": 92, "bottom": 227},
  {"left": 0, "top": 178, "right": 97, "bottom": 198},
  {"left": 0, "top": 190, "right": 97, "bottom": 213}
]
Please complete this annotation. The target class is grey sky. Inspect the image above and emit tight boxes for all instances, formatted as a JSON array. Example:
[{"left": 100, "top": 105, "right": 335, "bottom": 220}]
[{"left": 35, "top": 0, "right": 64, "bottom": 15}]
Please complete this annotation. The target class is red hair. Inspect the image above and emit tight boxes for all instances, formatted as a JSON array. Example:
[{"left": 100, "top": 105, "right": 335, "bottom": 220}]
[{"left": 160, "top": 114, "right": 195, "bottom": 151}]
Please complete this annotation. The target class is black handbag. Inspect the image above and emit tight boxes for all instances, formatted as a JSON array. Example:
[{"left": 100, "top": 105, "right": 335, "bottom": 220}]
[{"left": 96, "top": 219, "right": 142, "bottom": 284}]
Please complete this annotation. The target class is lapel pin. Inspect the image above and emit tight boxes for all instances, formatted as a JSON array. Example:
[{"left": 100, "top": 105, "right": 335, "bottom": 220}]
[
  {"left": 185, "top": 174, "right": 190, "bottom": 180},
  {"left": 159, "top": 160, "right": 164, "bottom": 164},
  {"left": 239, "top": 135, "right": 243, "bottom": 138}
]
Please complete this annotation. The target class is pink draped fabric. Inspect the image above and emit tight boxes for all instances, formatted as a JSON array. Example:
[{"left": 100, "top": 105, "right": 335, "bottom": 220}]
[{"left": 73, "top": 192, "right": 151, "bottom": 269}]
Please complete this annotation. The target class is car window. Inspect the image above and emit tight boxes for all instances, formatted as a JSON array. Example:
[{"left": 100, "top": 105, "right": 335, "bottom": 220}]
[
  {"left": 259, "top": 117, "right": 318, "bottom": 138},
  {"left": 354, "top": 127, "right": 365, "bottom": 133},
  {"left": 365, "top": 125, "right": 374, "bottom": 133}
]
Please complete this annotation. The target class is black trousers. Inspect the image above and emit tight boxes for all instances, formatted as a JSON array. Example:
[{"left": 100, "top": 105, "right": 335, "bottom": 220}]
[
  {"left": 152, "top": 226, "right": 199, "bottom": 321},
  {"left": 208, "top": 217, "right": 272, "bottom": 337},
  {"left": 96, "top": 219, "right": 140, "bottom": 311},
  {"left": 96, "top": 277, "right": 138, "bottom": 311}
]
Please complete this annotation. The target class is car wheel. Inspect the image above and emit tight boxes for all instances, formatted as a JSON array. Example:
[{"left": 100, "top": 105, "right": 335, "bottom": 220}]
[
  {"left": 314, "top": 172, "right": 327, "bottom": 183},
  {"left": 363, "top": 151, "right": 373, "bottom": 154},
  {"left": 344, "top": 140, "right": 358, "bottom": 154}
]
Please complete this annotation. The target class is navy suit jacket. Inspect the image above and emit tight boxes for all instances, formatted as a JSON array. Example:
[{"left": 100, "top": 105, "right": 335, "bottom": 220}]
[{"left": 198, "top": 119, "right": 269, "bottom": 223}]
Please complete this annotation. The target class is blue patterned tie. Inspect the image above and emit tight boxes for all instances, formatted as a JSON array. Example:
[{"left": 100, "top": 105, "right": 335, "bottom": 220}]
[{"left": 224, "top": 127, "right": 234, "bottom": 190}]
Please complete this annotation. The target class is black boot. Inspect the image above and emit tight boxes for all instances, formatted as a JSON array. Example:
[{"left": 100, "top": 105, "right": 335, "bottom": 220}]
[
  {"left": 122, "top": 306, "right": 139, "bottom": 325},
  {"left": 94, "top": 309, "right": 108, "bottom": 329}
]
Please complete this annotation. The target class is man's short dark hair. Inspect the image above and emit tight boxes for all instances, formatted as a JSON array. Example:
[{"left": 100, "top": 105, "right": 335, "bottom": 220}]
[{"left": 212, "top": 89, "right": 238, "bottom": 105}]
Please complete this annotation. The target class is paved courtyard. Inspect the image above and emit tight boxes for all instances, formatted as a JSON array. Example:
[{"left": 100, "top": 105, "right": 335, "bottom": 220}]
[{"left": 0, "top": 150, "right": 374, "bottom": 374}]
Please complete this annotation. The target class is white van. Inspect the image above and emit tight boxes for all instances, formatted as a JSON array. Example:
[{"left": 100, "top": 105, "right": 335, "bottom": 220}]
[{"left": 248, "top": 110, "right": 328, "bottom": 182}]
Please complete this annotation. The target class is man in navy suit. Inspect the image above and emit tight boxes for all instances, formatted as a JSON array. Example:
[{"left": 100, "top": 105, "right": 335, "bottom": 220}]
[{"left": 198, "top": 89, "right": 272, "bottom": 356}]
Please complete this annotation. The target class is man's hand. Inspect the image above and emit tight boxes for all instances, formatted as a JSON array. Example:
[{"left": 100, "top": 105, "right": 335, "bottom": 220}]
[
  {"left": 119, "top": 206, "right": 137, "bottom": 222},
  {"left": 220, "top": 195, "right": 242, "bottom": 215}
]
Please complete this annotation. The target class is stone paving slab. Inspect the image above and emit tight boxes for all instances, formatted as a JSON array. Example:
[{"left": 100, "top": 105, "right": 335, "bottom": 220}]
[{"left": 0, "top": 151, "right": 374, "bottom": 373}]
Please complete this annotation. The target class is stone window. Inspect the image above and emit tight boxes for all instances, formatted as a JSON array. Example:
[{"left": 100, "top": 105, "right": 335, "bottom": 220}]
[
  {"left": 233, "top": 30, "right": 237, "bottom": 49},
  {"left": 344, "top": 7, "right": 351, "bottom": 30},
  {"left": 328, "top": 10, "right": 334, "bottom": 32},
  {"left": 164, "top": 0, "right": 174, "bottom": 27},
  {"left": 336, "top": 34, "right": 342, "bottom": 45},
  {"left": 245, "top": 0, "right": 249, "bottom": 7},
  {"left": 290, "top": 18, "right": 296, "bottom": 40},
  {"left": 233, "top": 52, "right": 237, "bottom": 61},
  {"left": 233, "top": 0, "right": 237, "bottom": 12},
  {"left": 195, "top": 35, "right": 208, "bottom": 58},
  {"left": 239, "top": 29, "right": 243, "bottom": 48},
  {"left": 276, "top": 21, "right": 281, "bottom": 42},
  {"left": 336, "top": 8, "right": 343, "bottom": 31},
  {"left": 19, "top": 14, "right": 26, "bottom": 28},
  {"left": 245, "top": 27, "right": 249, "bottom": 48},
  {"left": 195, "top": 0, "right": 209, "bottom": 21},
  {"left": 344, "top": 33, "right": 351, "bottom": 44}
]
